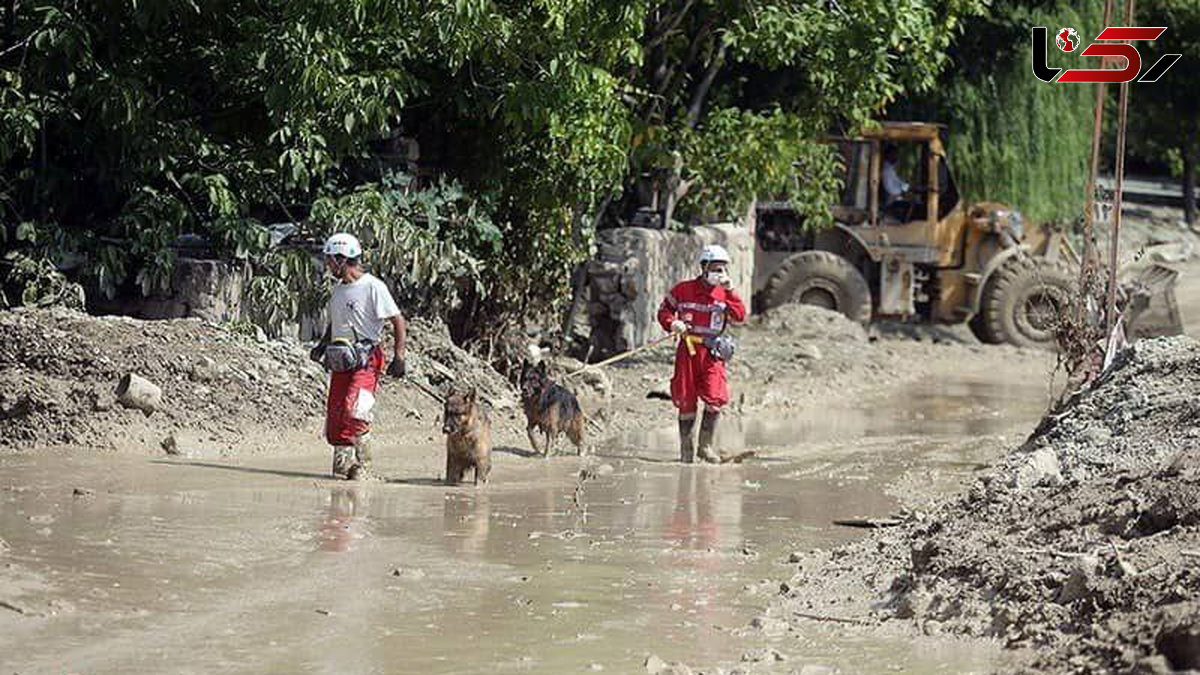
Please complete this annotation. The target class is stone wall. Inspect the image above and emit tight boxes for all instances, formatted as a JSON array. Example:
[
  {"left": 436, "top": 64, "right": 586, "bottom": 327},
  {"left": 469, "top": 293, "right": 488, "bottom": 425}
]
[
  {"left": 586, "top": 223, "right": 754, "bottom": 358},
  {"left": 90, "top": 258, "right": 251, "bottom": 325}
]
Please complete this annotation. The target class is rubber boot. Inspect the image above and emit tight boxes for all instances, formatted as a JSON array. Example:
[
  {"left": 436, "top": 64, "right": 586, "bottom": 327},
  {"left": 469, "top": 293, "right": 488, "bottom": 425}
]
[
  {"left": 697, "top": 410, "right": 721, "bottom": 464},
  {"left": 678, "top": 416, "right": 697, "bottom": 464},
  {"left": 331, "top": 446, "right": 354, "bottom": 479},
  {"left": 347, "top": 434, "right": 373, "bottom": 481}
]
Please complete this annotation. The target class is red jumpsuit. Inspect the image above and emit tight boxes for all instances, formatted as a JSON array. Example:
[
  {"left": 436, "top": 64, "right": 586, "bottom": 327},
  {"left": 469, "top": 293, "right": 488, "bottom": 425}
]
[
  {"left": 325, "top": 347, "right": 385, "bottom": 446},
  {"left": 657, "top": 278, "right": 747, "bottom": 417}
]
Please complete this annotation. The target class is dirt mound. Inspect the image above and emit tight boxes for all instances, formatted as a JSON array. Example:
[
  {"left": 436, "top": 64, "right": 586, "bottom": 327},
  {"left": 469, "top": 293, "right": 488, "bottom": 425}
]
[
  {"left": 1001, "top": 336, "right": 1200, "bottom": 484},
  {"left": 0, "top": 308, "right": 515, "bottom": 452},
  {"left": 776, "top": 335, "right": 1200, "bottom": 674},
  {"left": 405, "top": 317, "right": 516, "bottom": 408},
  {"left": 751, "top": 303, "right": 868, "bottom": 342}
]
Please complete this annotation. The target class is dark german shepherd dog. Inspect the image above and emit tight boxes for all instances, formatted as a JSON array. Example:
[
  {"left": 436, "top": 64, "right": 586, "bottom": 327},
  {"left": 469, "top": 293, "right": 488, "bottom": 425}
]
[{"left": 520, "top": 360, "right": 585, "bottom": 456}]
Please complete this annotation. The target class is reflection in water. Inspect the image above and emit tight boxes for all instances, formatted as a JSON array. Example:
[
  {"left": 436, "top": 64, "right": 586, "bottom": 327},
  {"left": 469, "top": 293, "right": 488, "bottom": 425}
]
[
  {"left": 665, "top": 469, "right": 742, "bottom": 552},
  {"left": 317, "top": 487, "right": 368, "bottom": 553},
  {"left": 442, "top": 492, "right": 492, "bottom": 558}
]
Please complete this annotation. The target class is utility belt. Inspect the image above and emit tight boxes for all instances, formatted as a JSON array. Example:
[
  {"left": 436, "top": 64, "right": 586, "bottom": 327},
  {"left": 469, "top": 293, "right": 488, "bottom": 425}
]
[
  {"left": 683, "top": 333, "right": 736, "bottom": 363},
  {"left": 323, "top": 337, "right": 378, "bottom": 373}
]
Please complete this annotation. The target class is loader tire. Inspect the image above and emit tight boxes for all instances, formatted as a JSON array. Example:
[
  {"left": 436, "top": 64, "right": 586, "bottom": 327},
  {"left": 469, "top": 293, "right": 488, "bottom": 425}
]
[
  {"left": 967, "top": 313, "right": 997, "bottom": 344},
  {"left": 761, "top": 251, "right": 872, "bottom": 324},
  {"left": 979, "top": 257, "right": 1074, "bottom": 349}
]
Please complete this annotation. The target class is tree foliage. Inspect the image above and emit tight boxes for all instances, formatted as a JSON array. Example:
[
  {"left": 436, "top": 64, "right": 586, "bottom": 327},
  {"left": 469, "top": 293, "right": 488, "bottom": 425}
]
[
  {"left": 1, "top": 0, "right": 986, "bottom": 340},
  {"left": 891, "top": 0, "right": 1104, "bottom": 225},
  {"left": 1126, "top": 0, "right": 1200, "bottom": 225}
]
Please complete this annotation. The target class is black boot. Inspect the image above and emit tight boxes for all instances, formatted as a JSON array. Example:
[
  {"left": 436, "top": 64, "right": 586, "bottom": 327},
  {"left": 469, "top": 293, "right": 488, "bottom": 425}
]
[
  {"left": 678, "top": 416, "right": 696, "bottom": 463},
  {"left": 697, "top": 410, "right": 721, "bottom": 464}
]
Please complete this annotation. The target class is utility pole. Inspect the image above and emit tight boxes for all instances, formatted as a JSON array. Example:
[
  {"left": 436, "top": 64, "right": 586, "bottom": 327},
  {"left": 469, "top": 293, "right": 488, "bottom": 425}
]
[{"left": 1105, "top": 0, "right": 1135, "bottom": 335}]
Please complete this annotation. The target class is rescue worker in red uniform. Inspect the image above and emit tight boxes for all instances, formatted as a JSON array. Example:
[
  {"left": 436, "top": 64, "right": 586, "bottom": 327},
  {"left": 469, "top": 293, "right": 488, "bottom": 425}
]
[{"left": 657, "top": 245, "right": 747, "bottom": 463}]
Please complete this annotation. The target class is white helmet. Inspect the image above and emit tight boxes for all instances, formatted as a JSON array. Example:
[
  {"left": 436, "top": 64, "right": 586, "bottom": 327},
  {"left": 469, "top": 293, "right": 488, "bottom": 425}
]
[
  {"left": 698, "top": 244, "right": 731, "bottom": 265},
  {"left": 323, "top": 233, "right": 362, "bottom": 259}
]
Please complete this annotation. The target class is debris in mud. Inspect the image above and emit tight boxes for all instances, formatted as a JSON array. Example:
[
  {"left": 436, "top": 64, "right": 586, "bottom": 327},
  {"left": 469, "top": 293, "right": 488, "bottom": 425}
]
[
  {"left": 741, "top": 647, "right": 786, "bottom": 663},
  {"left": 391, "top": 567, "right": 427, "bottom": 581},
  {"left": 644, "top": 654, "right": 693, "bottom": 674},
  {"left": 772, "top": 335, "right": 1200, "bottom": 673},
  {"left": 0, "top": 599, "right": 28, "bottom": 615},
  {"left": 71, "top": 487, "right": 94, "bottom": 497}
]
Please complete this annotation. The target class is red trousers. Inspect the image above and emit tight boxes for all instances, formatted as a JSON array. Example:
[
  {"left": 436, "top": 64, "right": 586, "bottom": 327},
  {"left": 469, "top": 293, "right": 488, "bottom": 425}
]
[
  {"left": 671, "top": 339, "right": 729, "bottom": 416},
  {"left": 325, "top": 348, "right": 385, "bottom": 445}
]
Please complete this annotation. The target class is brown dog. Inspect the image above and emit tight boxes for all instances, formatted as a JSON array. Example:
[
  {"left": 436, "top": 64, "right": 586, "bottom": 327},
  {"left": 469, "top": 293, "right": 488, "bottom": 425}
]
[
  {"left": 441, "top": 387, "right": 492, "bottom": 486},
  {"left": 520, "top": 360, "right": 585, "bottom": 456}
]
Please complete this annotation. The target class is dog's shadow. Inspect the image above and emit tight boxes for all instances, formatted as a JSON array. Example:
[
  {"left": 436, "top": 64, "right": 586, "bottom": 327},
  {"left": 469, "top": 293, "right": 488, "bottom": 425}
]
[
  {"left": 492, "top": 445, "right": 541, "bottom": 459},
  {"left": 385, "top": 476, "right": 451, "bottom": 487}
]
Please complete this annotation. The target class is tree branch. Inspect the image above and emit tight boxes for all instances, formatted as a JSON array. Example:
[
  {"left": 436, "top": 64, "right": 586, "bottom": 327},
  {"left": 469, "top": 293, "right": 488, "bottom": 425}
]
[
  {"left": 645, "top": 0, "right": 697, "bottom": 51},
  {"left": 685, "top": 41, "right": 726, "bottom": 129}
]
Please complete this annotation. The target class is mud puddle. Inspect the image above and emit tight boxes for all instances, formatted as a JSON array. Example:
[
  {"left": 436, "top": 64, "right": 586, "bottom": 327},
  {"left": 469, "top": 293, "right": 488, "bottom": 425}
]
[{"left": 1, "top": 370, "right": 1050, "bottom": 674}]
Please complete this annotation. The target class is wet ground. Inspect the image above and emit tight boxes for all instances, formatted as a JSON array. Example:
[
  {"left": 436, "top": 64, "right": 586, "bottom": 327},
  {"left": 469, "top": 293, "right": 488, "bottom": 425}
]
[{"left": 2, "top": 369, "right": 1052, "bottom": 674}]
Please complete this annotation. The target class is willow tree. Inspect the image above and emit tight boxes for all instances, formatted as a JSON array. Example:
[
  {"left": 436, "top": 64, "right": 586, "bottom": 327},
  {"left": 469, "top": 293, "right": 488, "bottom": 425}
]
[{"left": 892, "top": 0, "right": 1105, "bottom": 225}]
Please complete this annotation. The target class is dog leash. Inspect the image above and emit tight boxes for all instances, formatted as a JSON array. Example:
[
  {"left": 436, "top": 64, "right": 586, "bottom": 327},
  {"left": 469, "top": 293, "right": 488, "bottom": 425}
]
[
  {"left": 562, "top": 333, "right": 677, "bottom": 379},
  {"left": 406, "top": 378, "right": 446, "bottom": 403}
]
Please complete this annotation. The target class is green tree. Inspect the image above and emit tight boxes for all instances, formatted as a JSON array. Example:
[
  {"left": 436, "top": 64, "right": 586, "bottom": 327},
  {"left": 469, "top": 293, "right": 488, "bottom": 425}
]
[
  {"left": 890, "top": 0, "right": 1104, "bottom": 225},
  {"left": 1, "top": 0, "right": 988, "bottom": 344}
]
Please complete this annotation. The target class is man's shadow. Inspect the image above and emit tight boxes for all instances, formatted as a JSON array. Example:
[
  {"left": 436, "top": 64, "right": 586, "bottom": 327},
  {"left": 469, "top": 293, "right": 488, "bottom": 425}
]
[
  {"left": 151, "top": 459, "right": 330, "bottom": 480},
  {"left": 155, "top": 459, "right": 449, "bottom": 486}
]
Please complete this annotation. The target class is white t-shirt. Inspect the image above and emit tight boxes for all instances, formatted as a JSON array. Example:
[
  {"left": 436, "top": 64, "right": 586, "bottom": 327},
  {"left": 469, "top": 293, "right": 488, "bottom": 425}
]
[
  {"left": 882, "top": 161, "right": 910, "bottom": 202},
  {"left": 328, "top": 273, "right": 401, "bottom": 344}
]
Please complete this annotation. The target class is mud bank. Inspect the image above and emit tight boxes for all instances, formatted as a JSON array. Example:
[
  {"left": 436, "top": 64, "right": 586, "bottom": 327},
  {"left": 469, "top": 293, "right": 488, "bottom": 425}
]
[
  {"left": 773, "top": 336, "right": 1200, "bottom": 674},
  {"left": 0, "top": 308, "right": 513, "bottom": 454}
]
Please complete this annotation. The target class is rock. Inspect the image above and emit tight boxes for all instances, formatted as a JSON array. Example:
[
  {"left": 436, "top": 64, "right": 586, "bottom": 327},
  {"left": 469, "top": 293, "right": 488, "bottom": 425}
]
[
  {"left": 595, "top": 463, "right": 615, "bottom": 477},
  {"left": 190, "top": 356, "right": 221, "bottom": 382},
  {"left": 72, "top": 487, "right": 94, "bottom": 497},
  {"left": 161, "top": 434, "right": 181, "bottom": 456},
  {"left": 115, "top": 373, "right": 163, "bottom": 417},
  {"left": 787, "top": 551, "right": 804, "bottom": 563},
  {"left": 643, "top": 655, "right": 692, "bottom": 675},
  {"left": 1058, "top": 555, "right": 1100, "bottom": 604},
  {"left": 254, "top": 326, "right": 268, "bottom": 343},
  {"left": 922, "top": 619, "right": 943, "bottom": 636},
  {"left": 1014, "top": 447, "right": 1063, "bottom": 489},
  {"left": 644, "top": 655, "right": 667, "bottom": 673},
  {"left": 794, "top": 343, "right": 823, "bottom": 361}
]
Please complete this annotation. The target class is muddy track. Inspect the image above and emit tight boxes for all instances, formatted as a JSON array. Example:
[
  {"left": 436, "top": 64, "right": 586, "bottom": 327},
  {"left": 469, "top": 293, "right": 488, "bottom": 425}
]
[{"left": 1, "top": 303, "right": 1064, "bottom": 674}]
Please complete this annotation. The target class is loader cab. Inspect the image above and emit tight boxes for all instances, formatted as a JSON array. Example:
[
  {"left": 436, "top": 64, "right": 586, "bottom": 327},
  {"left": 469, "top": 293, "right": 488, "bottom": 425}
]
[{"left": 753, "top": 123, "right": 968, "bottom": 320}]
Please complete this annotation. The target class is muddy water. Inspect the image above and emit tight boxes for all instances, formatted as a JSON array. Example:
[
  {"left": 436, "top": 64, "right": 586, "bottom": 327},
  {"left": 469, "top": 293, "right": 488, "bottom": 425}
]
[{"left": 1, "top": 371, "right": 1049, "bottom": 674}]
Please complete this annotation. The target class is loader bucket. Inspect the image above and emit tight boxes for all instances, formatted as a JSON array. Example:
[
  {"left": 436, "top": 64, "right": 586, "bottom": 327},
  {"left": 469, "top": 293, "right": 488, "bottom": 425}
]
[{"left": 1121, "top": 260, "right": 1183, "bottom": 339}]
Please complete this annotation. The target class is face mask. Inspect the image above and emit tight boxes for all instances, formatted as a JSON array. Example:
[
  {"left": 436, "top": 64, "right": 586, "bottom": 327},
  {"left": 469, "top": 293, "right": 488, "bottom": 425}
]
[{"left": 706, "top": 271, "right": 726, "bottom": 286}]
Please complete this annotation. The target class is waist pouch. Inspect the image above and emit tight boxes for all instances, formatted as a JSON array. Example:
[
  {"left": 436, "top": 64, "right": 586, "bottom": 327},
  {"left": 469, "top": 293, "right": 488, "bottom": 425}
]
[
  {"left": 704, "top": 335, "right": 737, "bottom": 362},
  {"left": 323, "top": 338, "right": 375, "bottom": 373}
]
